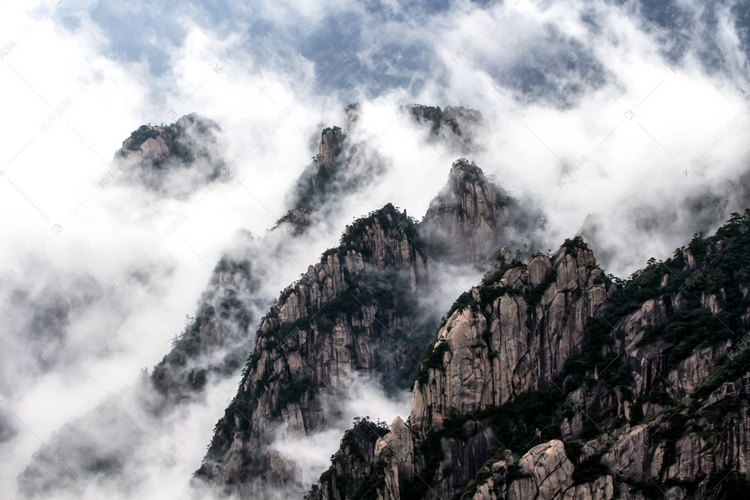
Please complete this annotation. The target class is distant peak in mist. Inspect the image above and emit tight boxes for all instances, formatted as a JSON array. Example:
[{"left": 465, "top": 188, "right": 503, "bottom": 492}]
[{"left": 114, "top": 112, "right": 229, "bottom": 197}]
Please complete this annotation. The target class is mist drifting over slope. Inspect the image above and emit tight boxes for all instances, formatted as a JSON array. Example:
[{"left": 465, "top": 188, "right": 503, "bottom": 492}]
[{"left": 2, "top": 0, "right": 750, "bottom": 498}]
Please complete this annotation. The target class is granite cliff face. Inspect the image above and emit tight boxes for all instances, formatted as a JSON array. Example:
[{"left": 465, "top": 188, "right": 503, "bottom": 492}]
[
  {"left": 421, "top": 160, "right": 517, "bottom": 266},
  {"left": 409, "top": 240, "right": 608, "bottom": 431},
  {"left": 307, "top": 212, "right": 750, "bottom": 500},
  {"left": 16, "top": 116, "right": 393, "bottom": 496},
  {"left": 21, "top": 104, "right": 749, "bottom": 500},
  {"left": 195, "top": 203, "right": 436, "bottom": 497},
  {"left": 18, "top": 107, "right": 513, "bottom": 498},
  {"left": 306, "top": 237, "right": 609, "bottom": 500},
  {"left": 193, "top": 160, "right": 520, "bottom": 497}
]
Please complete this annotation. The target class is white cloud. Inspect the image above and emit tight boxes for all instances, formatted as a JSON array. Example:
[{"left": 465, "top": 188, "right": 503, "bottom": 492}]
[
  {"left": 3, "top": 0, "right": 750, "bottom": 498},
  {"left": 270, "top": 372, "right": 411, "bottom": 495}
]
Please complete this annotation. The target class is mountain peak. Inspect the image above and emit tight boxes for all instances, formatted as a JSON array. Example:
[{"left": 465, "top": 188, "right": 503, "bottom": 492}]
[
  {"left": 309, "top": 211, "right": 750, "bottom": 500},
  {"left": 274, "top": 125, "right": 353, "bottom": 233},
  {"left": 448, "top": 157, "right": 492, "bottom": 184},
  {"left": 115, "top": 113, "right": 227, "bottom": 195},
  {"left": 407, "top": 105, "right": 482, "bottom": 153},
  {"left": 194, "top": 202, "right": 435, "bottom": 497},
  {"left": 318, "top": 126, "right": 345, "bottom": 163},
  {"left": 120, "top": 112, "right": 221, "bottom": 160},
  {"left": 421, "top": 160, "right": 514, "bottom": 265}
]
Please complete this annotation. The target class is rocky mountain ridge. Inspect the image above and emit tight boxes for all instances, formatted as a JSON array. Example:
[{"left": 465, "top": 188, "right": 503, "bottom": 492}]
[
  {"left": 306, "top": 212, "right": 750, "bottom": 500},
  {"left": 194, "top": 158, "right": 522, "bottom": 498},
  {"left": 20, "top": 104, "right": 749, "bottom": 500},
  {"left": 275, "top": 104, "right": 484, "bottom": 235},
  {"left": 18, "top": 107, "right": 512, "bottom": 498},
  {"left": 15, "top": 108, "right": 436, "bottom": 496}
]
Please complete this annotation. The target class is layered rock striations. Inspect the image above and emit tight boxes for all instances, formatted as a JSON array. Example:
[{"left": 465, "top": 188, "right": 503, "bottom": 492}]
[
  {"left": 308, "top": 211, "right": 750, "bottom": 500},
  {"left": 194, "top": 160, "right": 521, "bottom": 497},
  {"left": 17, "top": 117, "right": 373, "bottom": 496},
  {"left": 306, "top": 236, "right": 609, "bottom": 500},
  {"left": 420, "top": 159, "right": 517, "bottom": 266},
  {"left": 19, "top": 104, "right": 546, "bottom": 499},
  {"left": 194, "top": 203, "right": 436, "bottom": 497}
]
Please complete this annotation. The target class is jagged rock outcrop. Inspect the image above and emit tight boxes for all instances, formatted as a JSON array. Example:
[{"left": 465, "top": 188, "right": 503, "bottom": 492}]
[
  {"left": 410, "top": 239, "right": 608, "bottom": 431},
  {"left": 20, "top": 108, "right": 517, "bottom": 499},
  {"left": 318, "top": 126, "right": 345, "bottom": 163},
  {"left": 277, "top": 104, "right": 487, "bottom": 235},
  {"left": 275, "top": 124, "right": 388, "bottom": 234},
  {"left": 308, "top": 211, "right": 750, "bottom": 500},
  {"left": 150, "top": 253, "right": 267, "bottom": 404},
  {"left": 195, "top": 160, "right": 522, "bottom": 497},
  {"left": 114, "top": 113, "right": 228, "bottom": 194},
  {"left": 194, "top": 203, "right": 436, "bottom": 497},
  {"left": 375, "top": 416, "right": 415, "bottom": 499},
  {"left": 466, "top": 441, "right": 615, "bottom": 500},
  {"left": 119, "top": 113, "right": 221, "bottom": 167},
  {"left": 18, "top": 119, "right": 372, "bottom": 497},
  {"left": 307, "top": 418, "right": 392, "bottom": 500},
  {"left": 420, "top": 159, "right": 521, "bottom": 266},
  {"left": 305, "top": 236, "right": 610, "bottom": 500}
]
